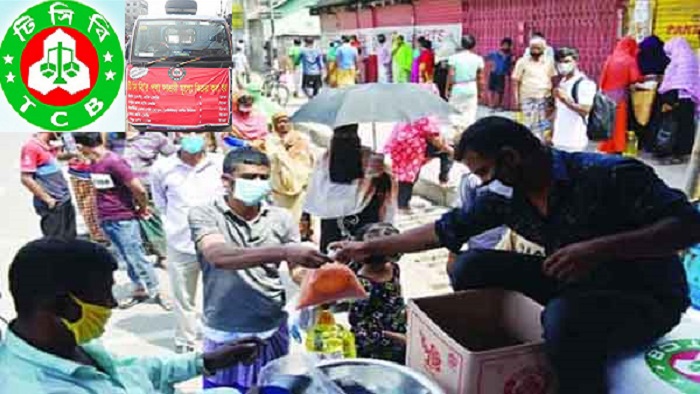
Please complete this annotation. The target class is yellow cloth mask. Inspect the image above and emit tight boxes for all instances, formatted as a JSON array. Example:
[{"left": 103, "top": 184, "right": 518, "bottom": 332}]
[{"left": 61, "top": 294, "right": 112, "bottom": 344}]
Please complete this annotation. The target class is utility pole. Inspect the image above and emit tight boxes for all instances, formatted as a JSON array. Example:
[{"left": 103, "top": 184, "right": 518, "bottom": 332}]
[
  {"left": 267, "top": 0, "right": 276, "bottom": 68},
  {"left": 684, "top": 121, "right": 700, "bottom": 200}
]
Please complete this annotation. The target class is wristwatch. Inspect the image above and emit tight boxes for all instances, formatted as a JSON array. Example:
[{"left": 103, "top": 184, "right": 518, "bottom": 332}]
[{"left": 198, "top": 353, "right": 216, "bottom": 377}]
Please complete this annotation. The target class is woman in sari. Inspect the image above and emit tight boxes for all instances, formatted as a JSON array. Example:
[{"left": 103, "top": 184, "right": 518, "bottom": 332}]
[
  {"left": 222, "top": 92, "right": 269, "bottom": 152},
  {"left": 657, "top": 37, "right": 700, "bottom": 164},
  {"left": 598, "top": 37, "right": 643, "bottom": 154},
  {"left": 266, "top": 112, "right": 315, "bottom": 224},
  {"left": 304, "top": 124, "right": 396, "bottom": 252},
  {"left": 632, "top": 35, "right": 670, "bottom": 152}
]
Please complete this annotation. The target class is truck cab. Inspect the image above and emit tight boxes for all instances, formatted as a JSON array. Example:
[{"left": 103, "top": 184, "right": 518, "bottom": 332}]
[{"left": 126, "top": 9, "right": 233, "bottom": 132}]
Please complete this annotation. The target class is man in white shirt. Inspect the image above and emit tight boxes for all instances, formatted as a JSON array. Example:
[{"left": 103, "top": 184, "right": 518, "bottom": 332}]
[
  {"left": 150, "top": 132, "right": 225, "bottom": 353},
  {"left": 551, "top": 47, "right": 596, "bottom": 152},
  {"left": 232, "top": 47, "right": 250, "bottom": 89}
]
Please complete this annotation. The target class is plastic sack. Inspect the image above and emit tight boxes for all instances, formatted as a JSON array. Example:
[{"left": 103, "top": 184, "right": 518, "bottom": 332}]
[{"left": 297, "top": 263, "right": 368, "bottom": 310}]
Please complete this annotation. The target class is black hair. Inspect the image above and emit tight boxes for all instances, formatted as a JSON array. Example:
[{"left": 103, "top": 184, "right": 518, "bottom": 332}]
[
  {"left": 461, "top": 34, "right": 476, "bottom": 50},
  {"left": 423, "top": 40, "right": 433, "bottom": 50},
  {"left": 555, "top": 46, "right": 580, "bottom": 62},
  {"left": 377, "top": 34, "right": 386, "bottom": 42},
  {"left": 342, "top": 36, "right": 350, "bottom": 43},
  {"left": 223, "top": 147, "right": 270, "bottom": 175},
  {"left": 455, "top": 116, "right": 543, "bottom": 161},
  {"left": 501, "top": 37, "right": 513, "bottom": 46},
  {"left": 329, "top": 124, "right": 363, "bottom": 184},
  {"left": 9, "top": 238, "right": 117, "bottom": 316},
  {"left": 304, "top": 37, "right": 314, "bottom": 45},
  {"left": 72, "top": 132, "right": 103, "bottom": 148},
  {"left": 293, "top": 38, "right": 302, "bottom": 45},
  {"left": 397, "top": 35, "right": 404, "bottom": 41}
]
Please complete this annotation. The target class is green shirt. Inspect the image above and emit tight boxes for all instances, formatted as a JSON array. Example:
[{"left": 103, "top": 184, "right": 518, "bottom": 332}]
[
  {"left": 288, "top": 46, "right": 302, "bottom": 66},
  {"left": 0, "top": 329, "right": 238, "bottom": 394}
]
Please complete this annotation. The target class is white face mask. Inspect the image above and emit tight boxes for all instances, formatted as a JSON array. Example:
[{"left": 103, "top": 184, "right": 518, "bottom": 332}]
[{"left": 557, "top": 62, "right": 576, "bottom": 75}]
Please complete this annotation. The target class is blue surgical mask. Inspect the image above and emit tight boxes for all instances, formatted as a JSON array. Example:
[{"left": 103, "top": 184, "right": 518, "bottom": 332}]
[
  {"left": 180, "top": 135, "right": 206, "bottom": 154},
  {"left": 233, "top": 178, "right": 272, "bottom": 206}
]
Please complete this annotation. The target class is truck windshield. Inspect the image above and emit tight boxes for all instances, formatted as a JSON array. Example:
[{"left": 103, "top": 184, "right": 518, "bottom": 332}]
[{"left": 131, "top": 19, "right": 231, "bottom": 61}]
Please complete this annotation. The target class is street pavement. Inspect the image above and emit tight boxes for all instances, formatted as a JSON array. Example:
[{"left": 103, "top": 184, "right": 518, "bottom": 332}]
[{"left": 0, "top": 105, "right": 697, "bottom": 392}]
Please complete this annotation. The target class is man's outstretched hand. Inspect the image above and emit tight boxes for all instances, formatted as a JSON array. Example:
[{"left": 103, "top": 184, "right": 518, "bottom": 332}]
[
  {"left": 284, "top": 245, "right": 332, "bottom": 268},
  {"left": 203, "top": 337, "right": 264, "bottom": 371},
  {"left": 327, "top": 241, "right": 371, "bottom": 263}
]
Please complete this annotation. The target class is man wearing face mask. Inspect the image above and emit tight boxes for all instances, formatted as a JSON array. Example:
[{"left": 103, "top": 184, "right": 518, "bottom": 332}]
[
  {"left": 151, "top": 132, "right": 225, "bottom": 353},
  {"left": 20, "top": 132, "right": 78, "bottom": 239},
  {"left": 188, "top": 148, "right": 330, "bottom": 392},
  {"left": 0, "top": 238, "right": 263, "bottom": 394},
  {"left": 512, "top": 37, "right": 557, "bottom": 140},
  {"left": 331, "top": 116, "right": 700, "bottom": 394},
  {"left": 551, "top": 47, "right": 596, "bottom": 152}
]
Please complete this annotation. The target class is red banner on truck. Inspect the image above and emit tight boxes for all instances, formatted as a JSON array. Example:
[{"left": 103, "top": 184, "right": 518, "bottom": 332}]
[{"left": 126, "top": 66, "right": 230, "bottom": 129}]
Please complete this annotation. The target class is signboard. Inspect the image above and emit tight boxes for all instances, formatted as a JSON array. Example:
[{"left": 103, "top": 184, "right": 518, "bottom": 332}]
[
  {"left": 654, "top": 0, "right": 700, "bottom": 50},
  {"left": 324, "top": 23, "right": 462, "bottom": 57},
  {"left": 126, "top": 66, "right": 230, "bottom": 129},
  {"left": 231, "top": 3, "right": 244, "bottom": 30}
]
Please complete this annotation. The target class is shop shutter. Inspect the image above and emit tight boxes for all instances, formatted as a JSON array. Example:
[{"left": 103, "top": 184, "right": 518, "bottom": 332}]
[
  {"left": 338, "top": 10, "right": 359, "bottom": 30},
  {"left": 375, "top": 4, "right": 413, "bottom": 27},
  {"left": 415, "top": 0, "right": 462, "bottom": 25},
  {"left": 462, "top": 0, "right": 625, "bottom": 110},
  {"left": 320, "top": 13, "right": 339, "bottom": 34},
  {"left": 358, "top": 8, "right": 374, "bottom": 29}
]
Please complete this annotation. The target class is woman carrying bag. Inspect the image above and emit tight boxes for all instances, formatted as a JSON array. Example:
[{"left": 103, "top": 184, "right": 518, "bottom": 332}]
[
  {"left": 631, "top": 35, "right": 670, "bottom": 153},
  {"left": 656, "top": 37, "right": 700, "bottom": 164}
]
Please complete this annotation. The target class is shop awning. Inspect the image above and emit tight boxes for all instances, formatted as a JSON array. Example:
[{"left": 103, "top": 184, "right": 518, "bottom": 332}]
[
  {"left": 310, "top": 0, "right": 358, "bottom": 14},
  {"left": 274, "top": 0, "right": 320, "bottom": 15}
]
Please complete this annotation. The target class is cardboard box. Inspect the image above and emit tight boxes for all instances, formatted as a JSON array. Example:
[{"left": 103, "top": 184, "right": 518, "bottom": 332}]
[{"left": 406, "top": 289, "right": 555, "bottom": 394}]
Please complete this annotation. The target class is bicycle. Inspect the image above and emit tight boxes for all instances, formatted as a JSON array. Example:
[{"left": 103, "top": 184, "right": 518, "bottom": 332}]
[{"left": 260, "top": 69, "right": 290, "bottom": 107}]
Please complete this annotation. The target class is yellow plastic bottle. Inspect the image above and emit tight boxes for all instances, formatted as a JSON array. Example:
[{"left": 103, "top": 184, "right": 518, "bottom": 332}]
[{"left": 624, "top": 131, "right": 639, "bottom": 157}]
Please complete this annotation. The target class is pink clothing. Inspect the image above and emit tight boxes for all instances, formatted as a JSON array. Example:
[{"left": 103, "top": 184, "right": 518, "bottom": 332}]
[
  {"left": 385, "top": 117, "right": 440, "bottom": 183},
  {"left": 231, "top": 110, "right": 268, "bottom": 140}
]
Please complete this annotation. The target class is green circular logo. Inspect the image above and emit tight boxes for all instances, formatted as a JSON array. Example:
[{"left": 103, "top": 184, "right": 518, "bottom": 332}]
[
  {"left": 646, "top": 339, "right": 700, "bottom": 393},
  {"left": 0, "top": 0, "right": 124, "bottom": 130}
]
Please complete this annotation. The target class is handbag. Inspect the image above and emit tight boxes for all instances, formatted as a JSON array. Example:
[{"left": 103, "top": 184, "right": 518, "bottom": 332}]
[
  {"left": 631, "top": 87, "right": 657, "bottom": 127},
  {"left": 655, "top": 114, "right": 678, "bottom": 156}
]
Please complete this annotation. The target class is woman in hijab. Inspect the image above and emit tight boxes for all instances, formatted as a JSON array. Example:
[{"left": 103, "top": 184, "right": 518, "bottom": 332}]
[
  {"left": 265, "top": 112, "right": 315, "bottom": 225},
  {"left": 223, "top": 92, "right": 269, "bottom": 152},
  {"left": 632, "top": 35, "right": 670, "bottom": 152},
  {"left": 303, "top": 125, "right": 396, "bottom": 252},
  {"left": 657, "top": 37, "right": 700, "bottom": 164},
  {"left": 598, "top": 37, "right": 643, "bottom": 154}
]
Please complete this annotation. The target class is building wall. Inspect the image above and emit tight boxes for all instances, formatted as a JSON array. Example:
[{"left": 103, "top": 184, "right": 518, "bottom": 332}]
[{"left": 126, "top": 0, "right": 148, "bottom": 37}]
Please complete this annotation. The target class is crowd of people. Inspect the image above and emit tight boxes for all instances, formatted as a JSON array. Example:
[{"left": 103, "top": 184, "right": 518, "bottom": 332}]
[{"left": 2, "top": 30, "right": 700, "bottom": 394}]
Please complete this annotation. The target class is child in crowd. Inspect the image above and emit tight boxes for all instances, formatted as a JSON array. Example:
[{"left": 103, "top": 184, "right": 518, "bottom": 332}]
[{"left": 348, "top": 223, "right": 407, "bottom": 364}]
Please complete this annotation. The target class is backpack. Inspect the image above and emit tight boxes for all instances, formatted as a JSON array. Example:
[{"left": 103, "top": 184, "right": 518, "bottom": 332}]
[{"left": 572, "top": 77, "right": 617, "bottom": 141}]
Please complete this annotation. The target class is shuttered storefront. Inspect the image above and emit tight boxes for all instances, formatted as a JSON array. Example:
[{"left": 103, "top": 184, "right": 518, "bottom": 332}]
[
  {"left": 375, "top": 3, "right": 414, "bottom": 27},
  {"left": 415, "top": 0, "right": 462, "bottom": 25},
  {"left": 463, "top": 0, "right": 626, "bottom": 109}
]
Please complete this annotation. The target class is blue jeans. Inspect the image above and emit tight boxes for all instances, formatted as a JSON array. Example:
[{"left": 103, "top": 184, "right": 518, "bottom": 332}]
[
  {"left": 449, "top": 249, "right": 688, "bottom": 394},
  {"left": 101, "top": 219, "right": 159, "bottom": 295}
]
